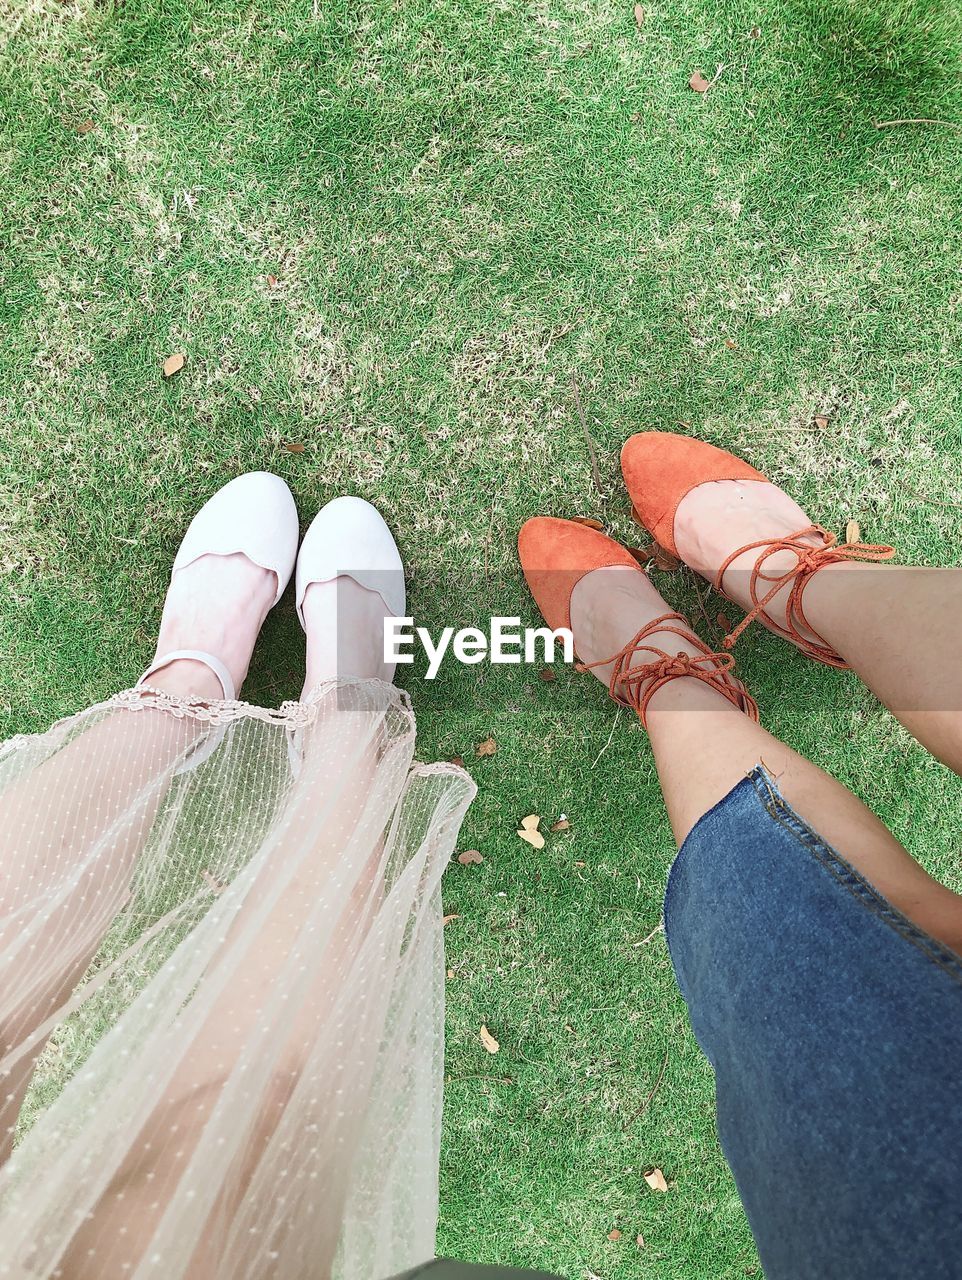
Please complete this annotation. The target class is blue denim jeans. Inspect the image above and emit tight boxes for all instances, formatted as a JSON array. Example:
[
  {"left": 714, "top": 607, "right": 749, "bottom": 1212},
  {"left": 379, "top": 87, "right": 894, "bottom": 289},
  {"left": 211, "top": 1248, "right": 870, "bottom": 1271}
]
[{"left": 665, "top": 765, "right": 962, "bottom": 1279}]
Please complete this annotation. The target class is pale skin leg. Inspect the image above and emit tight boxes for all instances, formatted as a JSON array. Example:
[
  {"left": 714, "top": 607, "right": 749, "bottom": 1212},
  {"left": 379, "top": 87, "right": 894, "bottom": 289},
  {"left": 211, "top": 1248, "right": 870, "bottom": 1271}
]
[
  {"left": 0, "top": 554, "right": 276, "bottom": 1163},
  {"left": 570, "top": 555, "right": 962, "bottom": 956},
  {"left": 57, "top": 577, "right": 396, "bottom": 1278},
  {"left": 671, "top": 478, "right": 962, "bottom": 771}
]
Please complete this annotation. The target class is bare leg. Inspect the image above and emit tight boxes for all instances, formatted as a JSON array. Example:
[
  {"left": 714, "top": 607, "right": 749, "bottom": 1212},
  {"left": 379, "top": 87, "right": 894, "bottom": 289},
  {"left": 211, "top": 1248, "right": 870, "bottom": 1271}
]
[
  {"left": 0, "top": 553, "right": 276, "bottom": 1162},
  {"left": 570, "top": 568, "right": 962, "bottom": 954},
  {"left": 801, "top": 564, "right": 962, "bottom": 771},
  {"left": 672, "top": 479, "right": 962, "bottom": 772},
  {"left": 58, "top": 577, "right": 398, "bottom": 1278}
]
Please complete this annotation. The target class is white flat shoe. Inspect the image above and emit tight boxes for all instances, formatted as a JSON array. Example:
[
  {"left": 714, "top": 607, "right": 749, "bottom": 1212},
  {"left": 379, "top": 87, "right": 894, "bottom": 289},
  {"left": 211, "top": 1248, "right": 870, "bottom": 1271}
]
[
  {"left": 172, "top": 471, "right": 299, "bottom": 606},
  {"left": 137, "top": 472, "right": 300, "bottom": 773},
  {"left": 290, "top": 498, "right": 405, "bottom": 775},
  {"left": 295, "top": 496, "right": 406, "bottom": 629}
]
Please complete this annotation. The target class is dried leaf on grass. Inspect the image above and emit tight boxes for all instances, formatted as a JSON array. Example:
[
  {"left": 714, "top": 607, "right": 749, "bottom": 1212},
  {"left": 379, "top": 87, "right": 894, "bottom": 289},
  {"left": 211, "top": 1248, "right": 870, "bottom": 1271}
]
[
  {"left": 476, "top": 737, "right": 497, "bottom": 757},
  {"left": 539, "top": 667, "right": 556, "bottom": 682},
  {"left": 627, "top": 544, "right": 655, "bottom": 566},
  {"left": 551, "top": 816, "right": 570, "bottom": 832},
  {"left": 201, "top": 869, "right": 226, "bottom": 894},
  {"left": 75, "top": 119, "right": 95, "bottom": 135},
  {"left": 633, "top": 3, "right": 644, "bottom": 26},
  {"left": 449, "top": 755, "right": 466, "bottom": 768},
  {"left": 457, "top": 849, "right": 483, "bottom": 865},
  {"left": 283, "top": 442, "right": 305, "bottom": 453},
  {"left": 516, "top": 815, "right": 545, "bottom": 849},
  {"left": 845, "top": 519, "right": 861, "bottom": 544},
  {"left": 653, "top": 546, "right": 681, "bottom": 571},
  {"left": 813, "top": 414, "right": 830, "bottom": 430},
  {"left": 442, "top": 913, "right": 460, "bottom": 926},
  {"left": 644, "top": 1167, "right": 669, "bottom": 1192},
  {"left": 689, "top": 64, "right": 724, "bottom": 93},
  {"left": 608, "top": 1229, "right": 622, "bottom": 1242},
  {"left": 479, "top": 1024, "right": 500, "bottom": 1054},
  {"left": 162, "top": 352, "right": 186, "bottom": 378},
  {"left": 570, "top": 516, "right": 605, "bottom": 530}
]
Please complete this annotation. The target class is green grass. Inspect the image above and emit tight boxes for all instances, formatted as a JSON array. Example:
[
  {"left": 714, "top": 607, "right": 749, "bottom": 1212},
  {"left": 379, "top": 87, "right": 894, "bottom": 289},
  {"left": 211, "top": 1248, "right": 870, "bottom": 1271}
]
[{"left": 2, "top": 0, "right": 962, "bottom": 1274}]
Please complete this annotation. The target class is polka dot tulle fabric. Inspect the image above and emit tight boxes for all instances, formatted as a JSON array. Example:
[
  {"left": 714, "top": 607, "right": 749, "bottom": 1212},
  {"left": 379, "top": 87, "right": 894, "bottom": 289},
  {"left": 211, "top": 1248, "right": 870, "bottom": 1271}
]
[{"left": 0, "top": 680, "right": 474, "bottom": 1278}]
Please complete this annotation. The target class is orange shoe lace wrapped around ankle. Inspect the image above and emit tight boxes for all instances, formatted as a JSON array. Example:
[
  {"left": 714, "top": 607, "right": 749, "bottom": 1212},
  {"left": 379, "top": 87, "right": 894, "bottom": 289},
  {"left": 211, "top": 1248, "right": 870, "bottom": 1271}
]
[
  {"left": 716, "top": 526, "right": 895, "bottom": 669},
  {"left": 577, "top": 612, "right": 760, "bottom": 728}
]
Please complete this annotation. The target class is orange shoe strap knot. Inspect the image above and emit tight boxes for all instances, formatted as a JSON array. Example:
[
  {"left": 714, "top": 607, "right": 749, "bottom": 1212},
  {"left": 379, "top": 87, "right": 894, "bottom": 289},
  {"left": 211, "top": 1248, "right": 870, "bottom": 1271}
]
[
  {"left": 716, "top": 527, "right": 895, "bottom": 669},
  {"left": 576, "top": 612, "right": 760, "bottom": 728}
]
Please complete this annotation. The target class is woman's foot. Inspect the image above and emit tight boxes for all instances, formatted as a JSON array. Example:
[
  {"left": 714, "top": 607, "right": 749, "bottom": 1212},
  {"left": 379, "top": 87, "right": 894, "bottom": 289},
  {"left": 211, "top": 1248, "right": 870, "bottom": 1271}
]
[
  {"left": 622, "top": 433, "right": 894, "bottom": 664},
  {"left": 519, "top": 517, "right": 757, "bottom": 725},
  {"left": 673, "top": 479, "right": 829, "bottom": 647},
  {"left": 148, "top": 554, "right": 279, "bottom": 700},
  {"left": 301, "top": 577, "right": 396, "bottom": 695},
  {"left": 570, "top": 566, "right": 704, "bottom": 696},
  {"left": 141, "top": 472, "right": 300, "bottom": 701},
  {"left": 296, "top": 497, "right": 406, "bottom": 698}
]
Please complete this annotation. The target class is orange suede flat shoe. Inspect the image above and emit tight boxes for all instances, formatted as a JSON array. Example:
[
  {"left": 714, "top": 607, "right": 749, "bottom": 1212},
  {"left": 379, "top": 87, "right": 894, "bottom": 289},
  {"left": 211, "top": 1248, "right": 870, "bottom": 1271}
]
[
  {"left": 621, "top": 431, "right": 895, "bottom": 669},
  {"left": 518, "top": 516, "right": 759, "bottom": 727}
]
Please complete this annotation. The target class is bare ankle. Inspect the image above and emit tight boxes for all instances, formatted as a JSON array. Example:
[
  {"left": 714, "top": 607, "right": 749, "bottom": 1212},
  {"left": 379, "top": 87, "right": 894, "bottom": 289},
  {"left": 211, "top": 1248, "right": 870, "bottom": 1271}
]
[{"left": 144, "top": 659, "right": 228, "bottom": 702}]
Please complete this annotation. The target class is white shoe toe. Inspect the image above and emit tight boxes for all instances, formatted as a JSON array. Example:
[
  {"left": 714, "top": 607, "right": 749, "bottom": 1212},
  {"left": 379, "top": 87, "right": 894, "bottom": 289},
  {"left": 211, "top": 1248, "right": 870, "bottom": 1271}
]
[
  {"left": 295, "top": 496, "right": 406, "bottom": 629},
  {"left": 172, "top": 471, "right": 300, "bottom": 606}
]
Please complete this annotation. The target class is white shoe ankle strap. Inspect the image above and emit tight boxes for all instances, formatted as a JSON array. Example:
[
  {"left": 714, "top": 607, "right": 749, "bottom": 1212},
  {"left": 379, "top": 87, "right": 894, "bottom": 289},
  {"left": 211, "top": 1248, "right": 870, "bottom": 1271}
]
[{"left": 137, "top": 650, "right": 236, "bottom": 701}]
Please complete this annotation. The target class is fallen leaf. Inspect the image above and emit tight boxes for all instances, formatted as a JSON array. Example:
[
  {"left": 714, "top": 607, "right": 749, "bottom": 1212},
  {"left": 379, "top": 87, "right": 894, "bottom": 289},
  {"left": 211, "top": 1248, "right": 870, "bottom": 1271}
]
[
  {"left": 813, "top": 413, "right": 830, "bottom": 430},
  {"left": 571, "top": 516, "right": 605, "bottom": 530},
  {"left": 652, "top": 545, "right": 682, "bottom": 572},
  {"left": 644, "top": 1167, "right": 669, "bottom": 1192},
  {"left": 267, "top": 274, "right": 279, "bottom": 287},
  {"left": 717, "top": 612, "right": 731, "bottom": 634},
  {"left": 516, "top": 814, "right": 545, "bottom": 850},
  {"left": 446, "top": 968, "right": 455, "bottom": 979},
  {"left": 574, "top": 861, "right": 586, "bottom": 868},
  {"left": 282, "top": 442, "right": 305, "bottom": 453},
  {"left": 457, "top": 849, "right": 483, "bottom": 865},
  {"left": 633, "top": 2, "right": 644, "bottom": 26},
  {"left": 75, "top": 119, "right": 95, "bottom": 135},
  {"left": 551, "top": 817, "right": 571, "bottom": 832},
  {"left": 539, "top": 667, "right": 556, "bottom": 682},
  {"left": 627, "top": 544, "right": 656, "bottom": 566},
  {"left": 479, "top": 1024, "right": 500, "bottom": 1054},
  {"left": 162, "top": 352, "right": 186, "bottom": 378},
  {"left": 749, "top": 25, "right": 761, "bottom": 38},
  {"left": 201, "top": 869, "right": 226, "bottom": 894},
  {"left": 636, "top": 1234, "right": 646, "bottom": 1249},
  {"left": 442, "top": 913, "right": 460, "bottom": 926},
  {"left": 476, "top": 736, "right": 497, "bottom": 757},
  {"left": 689, "top": 70, "right": 712, "bottom": 93},
  {"left": 845, "top": 519, "right": 861, "bottom": 544},
  {"left": 725, "top": 338, "right": 738, "bottom": 349},
  {"left": 449, "top": 755, "right": 466, "bottom": 768},
  {"left": 608, "top": 1229, "right": 622, "bottom": 1242}
]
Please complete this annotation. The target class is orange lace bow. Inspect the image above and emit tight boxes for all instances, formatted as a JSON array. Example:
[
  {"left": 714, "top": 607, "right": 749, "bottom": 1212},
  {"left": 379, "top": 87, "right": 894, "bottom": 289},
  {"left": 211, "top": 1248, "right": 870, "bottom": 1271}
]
[{"left": 577, "top": 613, "right": 760, "bottom": 728}]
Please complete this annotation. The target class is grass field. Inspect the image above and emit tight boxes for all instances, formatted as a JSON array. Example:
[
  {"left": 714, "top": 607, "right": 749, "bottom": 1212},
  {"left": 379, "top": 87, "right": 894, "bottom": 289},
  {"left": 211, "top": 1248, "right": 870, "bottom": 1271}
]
[{"left": 2, "top": 0, "right": 962, "bottom": 1275}]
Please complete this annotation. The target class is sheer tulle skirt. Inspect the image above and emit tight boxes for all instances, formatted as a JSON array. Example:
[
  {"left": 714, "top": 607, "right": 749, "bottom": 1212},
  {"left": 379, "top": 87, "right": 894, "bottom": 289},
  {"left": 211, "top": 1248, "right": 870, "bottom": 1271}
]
[{"left": 0, "top": 680, "right": 475, "bottom": 1279}]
